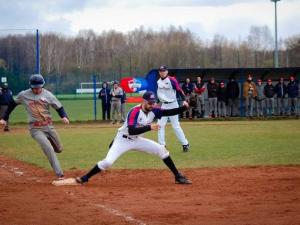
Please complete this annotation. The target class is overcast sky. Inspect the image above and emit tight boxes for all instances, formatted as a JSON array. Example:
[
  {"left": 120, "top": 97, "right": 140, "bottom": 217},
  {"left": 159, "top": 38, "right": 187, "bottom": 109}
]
[{"left": 0, "top": 0, "right": 299, "bottom": 40}]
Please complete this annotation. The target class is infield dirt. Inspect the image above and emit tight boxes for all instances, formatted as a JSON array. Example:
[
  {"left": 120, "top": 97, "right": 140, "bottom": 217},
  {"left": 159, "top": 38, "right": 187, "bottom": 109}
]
[{"left": 0, "top": 155, "right": 300, "bottom": 225}]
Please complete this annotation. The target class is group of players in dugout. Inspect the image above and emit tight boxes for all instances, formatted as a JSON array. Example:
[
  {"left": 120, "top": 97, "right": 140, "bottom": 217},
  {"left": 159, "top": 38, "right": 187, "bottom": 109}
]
[
  {"left": 180, "top": 74, "right": 299, "bottom": 118},
  {"left": 0, "top": 66, "right": 193, "bottom": 185}
]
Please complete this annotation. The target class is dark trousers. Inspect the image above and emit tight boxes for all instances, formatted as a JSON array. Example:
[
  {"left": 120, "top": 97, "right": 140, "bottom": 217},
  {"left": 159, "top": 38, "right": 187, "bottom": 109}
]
[{"left": 102, "top": 102, "right": 111, "bottom": 120}]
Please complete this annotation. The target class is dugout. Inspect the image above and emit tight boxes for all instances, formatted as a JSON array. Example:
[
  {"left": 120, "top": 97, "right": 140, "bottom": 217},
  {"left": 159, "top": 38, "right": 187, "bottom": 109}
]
[
  {"left": 146, "top": 67, "right": 300, "bottom": 85},
  {"left": 145, "top": 67, "right": 300, "bottom": 117}
]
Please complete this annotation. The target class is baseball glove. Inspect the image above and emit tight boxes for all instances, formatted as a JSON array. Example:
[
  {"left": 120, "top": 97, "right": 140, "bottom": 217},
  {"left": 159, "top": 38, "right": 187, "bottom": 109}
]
[{"left": 188, "top": 93, "right": 197, "bottom": 108}]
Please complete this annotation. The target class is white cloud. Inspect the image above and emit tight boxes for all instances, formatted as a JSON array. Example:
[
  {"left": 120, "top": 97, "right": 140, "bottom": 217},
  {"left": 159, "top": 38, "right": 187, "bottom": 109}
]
[
  {"left": 0, "top": 0, "right": 299, "bottom": 40},
  {"left": 61, "top": 1, "right": 300, "bottom": 40}
]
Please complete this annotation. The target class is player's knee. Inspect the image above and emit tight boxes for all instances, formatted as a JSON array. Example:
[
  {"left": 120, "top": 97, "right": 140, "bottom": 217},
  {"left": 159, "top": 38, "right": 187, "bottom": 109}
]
[
  {"left": 171, "top": 123, "right": 181, "bottom": 129},
  {"left": 158, "top": 145, "right": 169, "bottom": 159},
  {"left": 53, "top": 144, "right": 63, "bottom": 153},
  {"left": 97, "top": 159, "right": 113, "bottom": 170}
]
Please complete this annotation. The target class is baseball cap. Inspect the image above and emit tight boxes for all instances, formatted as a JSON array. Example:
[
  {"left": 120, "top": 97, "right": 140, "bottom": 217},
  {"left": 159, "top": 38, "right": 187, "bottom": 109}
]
[
  {"left": 267, "top": 79, "right": 272, "bottom": 82},
  {"left": 158, "top": 65, "right": 168, "bottom": 72},
  {"left": 143, "top": 91, "right": 156, "bottom": 104},
  {"left": 257, "top": 79, "right": 262, "bottom": 82}
]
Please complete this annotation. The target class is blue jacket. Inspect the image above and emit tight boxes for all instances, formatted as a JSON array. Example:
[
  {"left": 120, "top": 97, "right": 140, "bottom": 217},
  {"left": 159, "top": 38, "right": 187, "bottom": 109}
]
[
  {"left": 287, "top": 81, "right": 299, "bottom": 98},
  {"left": 182, "top": 82, "right": 194, "bottom": 95},
  {"left": 0, "top": 88, "right": 13, "bottom": 105},
  {"left": 98, "top": 87, "right": 111, "bottom": 104},
  {"left": 275, "top": 82, "right": 287, "bottom": 98}
]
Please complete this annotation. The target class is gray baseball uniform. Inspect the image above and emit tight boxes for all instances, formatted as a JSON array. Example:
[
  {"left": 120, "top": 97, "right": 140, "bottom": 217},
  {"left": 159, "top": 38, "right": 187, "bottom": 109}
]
[
  {"left": 110, "top": 87, "right": 123, "bottom": 123},
  {"left": 13, "top": 89, "right": 65, "bottom": 177}
]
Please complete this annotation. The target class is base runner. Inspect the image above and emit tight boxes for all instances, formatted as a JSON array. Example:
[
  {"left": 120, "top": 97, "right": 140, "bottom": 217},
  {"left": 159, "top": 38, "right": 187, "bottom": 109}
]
[
  {"left": 0, "top": 74, "right": 69, "bottom": 180},
  {"left": 76, "top": 91, "right": 192, "bottom": 185}
]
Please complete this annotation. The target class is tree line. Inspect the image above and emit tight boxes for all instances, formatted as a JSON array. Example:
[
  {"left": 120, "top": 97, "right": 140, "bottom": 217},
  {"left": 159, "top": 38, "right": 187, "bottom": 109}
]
[{"left": 0, "top": 25, "right": 299, "bottom": 93}]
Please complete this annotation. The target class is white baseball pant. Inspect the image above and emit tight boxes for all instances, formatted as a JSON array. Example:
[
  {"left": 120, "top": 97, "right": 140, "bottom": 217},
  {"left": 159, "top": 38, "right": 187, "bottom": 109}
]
[
  {"left": 97, "top": 132, "right": 170, "bottom": 170},
  {"left": 157, "top": 101, "right": 188, "bottom": 146}
]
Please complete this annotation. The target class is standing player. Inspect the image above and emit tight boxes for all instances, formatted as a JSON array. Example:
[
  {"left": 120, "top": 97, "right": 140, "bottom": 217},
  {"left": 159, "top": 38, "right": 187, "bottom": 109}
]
[
  {"left": 0, "top": 74, "right": 69, "bottom": 180},
  {"left": 0, "top": 82, "right": 13, "bottom": 131},
  {"left": 76, "top": 91, "right": 192, "bottom": 185},
  {"left": 110, "top": 81, "right": 123, "bottom": 124},
  {"left": 156, "top": 65, "right": 190, "bottom": 152}
]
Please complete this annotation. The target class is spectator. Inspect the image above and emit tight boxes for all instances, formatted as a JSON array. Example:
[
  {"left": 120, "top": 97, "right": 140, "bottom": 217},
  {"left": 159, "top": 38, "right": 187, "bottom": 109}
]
[
  {"left": 207, "top": 77, "right": 218, "bottom": 118},
  {"left": 120, "top": 89, "right": 127, "bottom": 123},
  {"left": 255, "top": 79, "right": 265, "bottom": 117},
  {"left": 98, "top": 82, "right": 111, "bottom": 121},
  {"left": 0, "top": 82, "right": 13, "bottom": 131},
  {"left": 226, "top": 77, "right": 240, "bottom": 117},
  {"left": 194, "top": 76, "right": 206, "bottom": 118},
  {"left": 275, "top": 77, "right": 287, "bottom": 116},
  {"left": 217, "top": 81, "right": 227, "bottom": 117},
  {"left": 264, "top": 79, "right": 275, "bottom": 116},
  {"left": 181, "top": 77, "right": 194, "bottom": 119},
  {"left": 243, "top": 74, "right": 257, "bottom": 118},
  {"left": 287, "top": 75, "right": 299, "bottom": 116},
  {"left": 110, "top": 81, "right": 123, "bottom": 124}
]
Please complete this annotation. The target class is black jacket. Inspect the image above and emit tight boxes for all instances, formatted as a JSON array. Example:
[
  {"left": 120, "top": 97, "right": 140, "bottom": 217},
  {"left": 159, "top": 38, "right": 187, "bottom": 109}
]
[
  {"left": 207, "top": 82, "right": 218, "bottom": 98},
  {"left": 275, "top": 82, "right": 287, "bottom": 98},
  {"left": 0, "top": 88, "right": 13, "bottom": 105},
  {"left": 264, "top": 84, "right": 275, "bottom": 98},
  {"left": 287, "top": 81, "right": 299, "bottom": 98},
  {"left": 217, "top": 87, "right": 227, "bottom": 102},
  {"left": 226, "top": 81, "right": 239, "bottom": 99},
  {"left": 98, "top": 87, "right": 111, "bottom": 104}
]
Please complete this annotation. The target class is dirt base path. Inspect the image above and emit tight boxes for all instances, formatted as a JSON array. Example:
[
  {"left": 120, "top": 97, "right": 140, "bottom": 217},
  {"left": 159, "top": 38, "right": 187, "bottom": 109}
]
[{"left": 0, "top": 155, "right": 300, "bottom": 225}]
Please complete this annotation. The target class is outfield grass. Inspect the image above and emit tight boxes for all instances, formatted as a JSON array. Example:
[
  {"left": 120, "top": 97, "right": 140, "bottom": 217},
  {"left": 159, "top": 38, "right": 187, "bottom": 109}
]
[
  {"left": 0, "top": 120, "right": 300, "bottom": 171},
  {"left": 8, "top": 99, "right": 136, "bottom": 123}
]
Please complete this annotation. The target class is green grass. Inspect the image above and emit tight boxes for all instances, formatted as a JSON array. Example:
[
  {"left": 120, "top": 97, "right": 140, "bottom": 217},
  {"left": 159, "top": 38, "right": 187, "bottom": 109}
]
[
  {"left": 8, "top": 99, "right": 136, "bottom": 123},
  {"left": 0, "top": 120, "right": 300, "bottom": 171}
]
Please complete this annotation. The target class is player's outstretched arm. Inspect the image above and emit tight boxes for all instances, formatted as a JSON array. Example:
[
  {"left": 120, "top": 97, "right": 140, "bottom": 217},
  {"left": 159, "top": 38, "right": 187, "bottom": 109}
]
[
  {"left": 128, "top": 125, "right": 151, "bottom": 135},
  {"left": 128, "top": 123, "right": 160, "bottom": 135},
  {"left": 160, "top": 105, "right": 188, "bottom": 117}
]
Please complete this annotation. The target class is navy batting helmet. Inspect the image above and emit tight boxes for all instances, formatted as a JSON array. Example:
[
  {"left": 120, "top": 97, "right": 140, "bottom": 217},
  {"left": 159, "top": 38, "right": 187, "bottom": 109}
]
[{"left": 29, "top": 74, "right": 45, "bottom": 88}]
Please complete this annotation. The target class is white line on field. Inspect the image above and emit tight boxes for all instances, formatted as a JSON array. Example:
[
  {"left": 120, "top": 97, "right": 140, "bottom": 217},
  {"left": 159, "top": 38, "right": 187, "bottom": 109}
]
[
  {"left": 95, "top": 204, "right": 147, "bottom": 225},
  {"left": 1, "top": 161, "right": 147, "bottom": 224}
]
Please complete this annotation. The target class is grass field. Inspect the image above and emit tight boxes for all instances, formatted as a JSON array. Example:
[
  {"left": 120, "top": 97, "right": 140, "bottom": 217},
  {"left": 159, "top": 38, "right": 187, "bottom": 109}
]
[
  {"left": 8, "top": 99, "right": 137, "bottom": 123},
  {"left": 0, "top": 120, "right": 300, "bottom": 171}
]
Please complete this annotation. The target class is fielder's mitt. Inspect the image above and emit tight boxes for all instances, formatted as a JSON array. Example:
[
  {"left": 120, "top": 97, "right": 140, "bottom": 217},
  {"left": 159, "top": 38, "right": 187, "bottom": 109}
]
[{"left": 188, "top": 93, "right": 197, "bottom": 108}]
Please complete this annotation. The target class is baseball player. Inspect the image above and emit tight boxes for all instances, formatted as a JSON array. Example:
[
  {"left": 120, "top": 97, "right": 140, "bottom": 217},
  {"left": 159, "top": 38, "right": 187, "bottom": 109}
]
[
  {"left": 156, "top": 65, "right": 190, "bottom": 152},
  {"left": 76, "top": 91, "right": 192, "bottom": 185},
  {"left": 110, "top": 81, "right": 123, "bottom": 124},
  {"left": 0, "top": 74, "right": 69, "bottom": 180},
  {"left": 0, "top": 82, "right": 13, "bottom": 131}
]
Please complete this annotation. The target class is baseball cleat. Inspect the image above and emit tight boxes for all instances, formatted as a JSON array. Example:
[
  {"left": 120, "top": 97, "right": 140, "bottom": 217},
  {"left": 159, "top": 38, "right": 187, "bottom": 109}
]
[
  {"left": 75, "top": 176, "right": 88, "bottom": 184},
  {"left": 175, "top": 173, "right": 192, "bottom": 184},
  {"left": 182, "top": 144, "right": 190, "bottom": 152}
]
